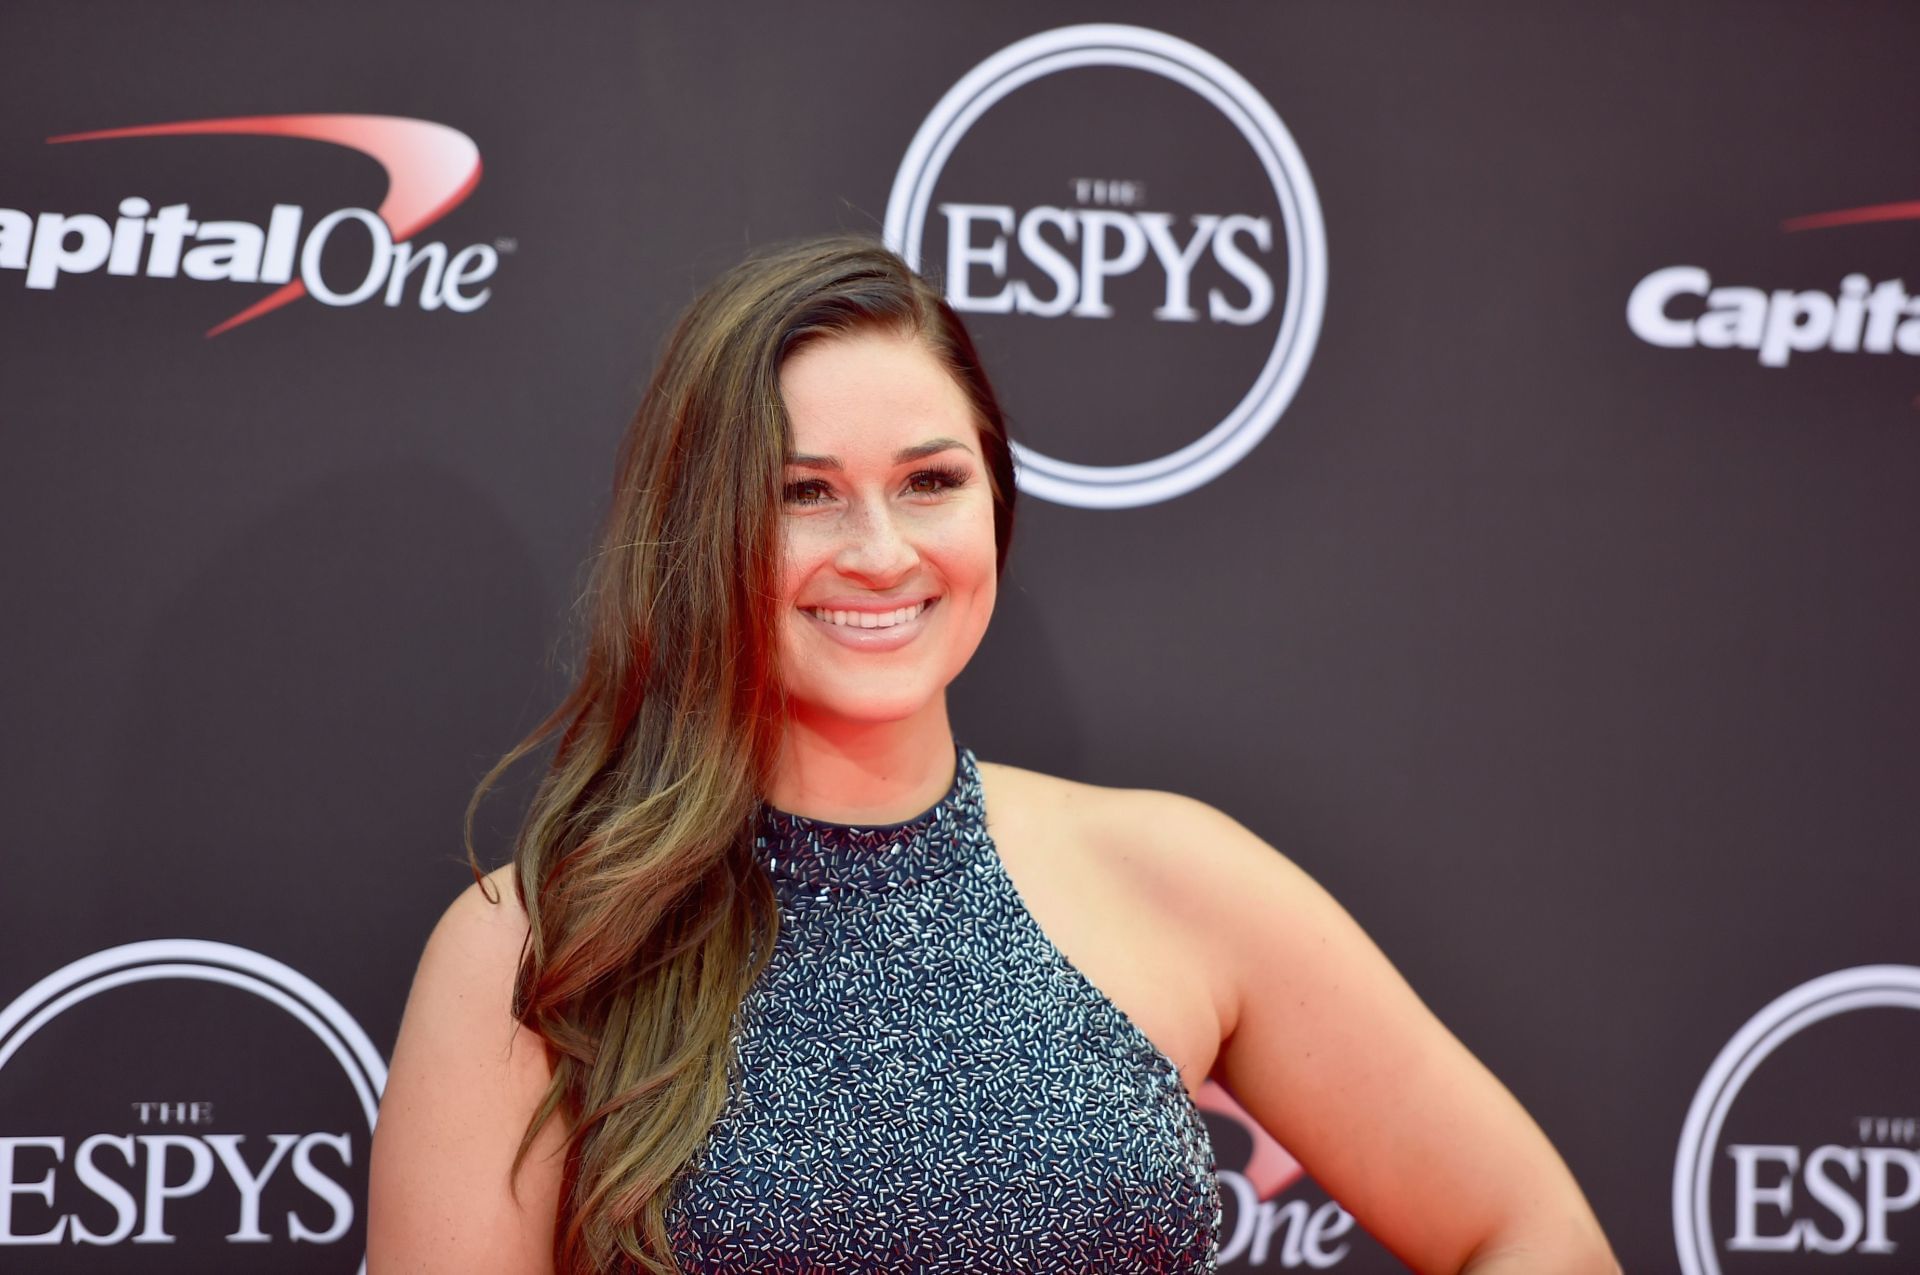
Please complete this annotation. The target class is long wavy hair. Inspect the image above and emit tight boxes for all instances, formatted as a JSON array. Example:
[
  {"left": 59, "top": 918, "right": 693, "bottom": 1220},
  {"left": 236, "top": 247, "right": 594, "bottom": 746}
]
[{"left": 464, "top": 234, "right": 1017, "bottom": 1273}]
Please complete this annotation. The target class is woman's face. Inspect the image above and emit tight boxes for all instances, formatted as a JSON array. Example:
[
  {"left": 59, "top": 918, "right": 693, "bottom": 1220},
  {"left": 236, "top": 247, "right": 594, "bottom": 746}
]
[{"left": 774, "top": 327, "right": 998, "bottom": 729}]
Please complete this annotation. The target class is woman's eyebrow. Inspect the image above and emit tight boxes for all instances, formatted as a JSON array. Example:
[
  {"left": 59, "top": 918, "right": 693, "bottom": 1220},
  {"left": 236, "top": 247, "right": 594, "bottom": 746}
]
[{"left": 785, "top": 438, "right": 974, "bottom": 470}]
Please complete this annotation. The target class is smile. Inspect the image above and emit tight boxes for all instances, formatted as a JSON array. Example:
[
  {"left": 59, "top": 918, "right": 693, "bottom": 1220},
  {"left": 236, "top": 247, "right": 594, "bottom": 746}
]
[
  {"left": 802, "top": 598, "right": 933, "bottom": 629},
  {"left": 798, "top": 597, "right": 940, "bottom": 650}
]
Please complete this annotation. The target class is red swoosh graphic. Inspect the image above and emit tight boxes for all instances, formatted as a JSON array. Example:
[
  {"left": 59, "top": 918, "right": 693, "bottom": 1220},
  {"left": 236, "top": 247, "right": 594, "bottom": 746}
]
[
  {"left": 1782, "top": 200, "right": 1920, "bottom": 232},
  {"left": 46, "top": 114, "right": 482, "bottom": 337},
  {"left": 1195, "top": 1078, "right": 1305, "bottom": 1200}
]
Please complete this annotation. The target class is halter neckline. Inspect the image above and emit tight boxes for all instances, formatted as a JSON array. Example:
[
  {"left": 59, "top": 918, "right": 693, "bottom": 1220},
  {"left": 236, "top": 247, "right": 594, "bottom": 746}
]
[{"left": 755, "top": 744, "right": 981, "bottom": 896}]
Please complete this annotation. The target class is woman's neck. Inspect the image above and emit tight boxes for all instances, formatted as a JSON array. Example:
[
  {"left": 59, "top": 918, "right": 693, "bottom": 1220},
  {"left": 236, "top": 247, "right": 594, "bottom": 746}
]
[{"left": 765, "top": 700, "right": 959, "bottom": 826}]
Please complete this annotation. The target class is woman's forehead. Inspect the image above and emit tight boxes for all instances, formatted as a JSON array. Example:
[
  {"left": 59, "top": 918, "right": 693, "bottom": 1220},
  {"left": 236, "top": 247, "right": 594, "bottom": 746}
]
[{"left": 780, "top": 331, "right": 980, "bottom": 459}]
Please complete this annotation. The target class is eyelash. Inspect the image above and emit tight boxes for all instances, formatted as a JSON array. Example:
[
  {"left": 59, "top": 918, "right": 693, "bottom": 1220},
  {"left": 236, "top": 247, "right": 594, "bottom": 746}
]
[{"left": 783, "top": 463, "right": 971, "bottom": 507}]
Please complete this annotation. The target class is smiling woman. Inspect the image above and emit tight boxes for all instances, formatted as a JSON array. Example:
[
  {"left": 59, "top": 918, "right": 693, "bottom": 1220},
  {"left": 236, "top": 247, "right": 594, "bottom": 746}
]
[
  {"left": 365, "top": 234, "right": 1620, "bottom": 1275},
  {"left": 773, "top": 330, "right": 999, "bottom": 742}
]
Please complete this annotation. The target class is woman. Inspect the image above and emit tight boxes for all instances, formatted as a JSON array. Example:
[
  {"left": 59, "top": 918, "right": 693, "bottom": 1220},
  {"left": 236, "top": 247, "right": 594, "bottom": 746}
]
[{"left": 368, "top": 235, "right": 1618, "bottom": 1273}]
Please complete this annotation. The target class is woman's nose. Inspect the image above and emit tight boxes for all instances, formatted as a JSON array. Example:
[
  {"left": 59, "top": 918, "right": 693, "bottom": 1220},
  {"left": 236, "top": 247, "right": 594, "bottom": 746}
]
[{"left": 833, "top": 498, "right": 919, "bottom": 582}]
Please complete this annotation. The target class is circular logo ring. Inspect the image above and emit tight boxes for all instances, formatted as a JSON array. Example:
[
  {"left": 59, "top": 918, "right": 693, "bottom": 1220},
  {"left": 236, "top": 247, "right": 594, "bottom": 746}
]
[
  {"left": 884, "top": 23, "right": 1328, "bottom": 508},
  {"left": 1672, "top": 964, "right": 1920, "bottom": 1275},
  {"left": 0, "top": 939, "right": 387, "bottom": 1274}
]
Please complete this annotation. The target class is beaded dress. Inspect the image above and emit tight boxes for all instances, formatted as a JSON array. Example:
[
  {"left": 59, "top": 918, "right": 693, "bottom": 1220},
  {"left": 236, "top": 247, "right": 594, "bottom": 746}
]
[{"left": 663, "top": 743, "right": 1221, "bottom": 1272}]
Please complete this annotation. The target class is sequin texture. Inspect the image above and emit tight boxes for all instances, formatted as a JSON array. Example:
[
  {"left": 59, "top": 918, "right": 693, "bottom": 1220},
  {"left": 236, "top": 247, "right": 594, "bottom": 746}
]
[{"left": 663, "top": 744, "right": 1221, "bottom": 1272}]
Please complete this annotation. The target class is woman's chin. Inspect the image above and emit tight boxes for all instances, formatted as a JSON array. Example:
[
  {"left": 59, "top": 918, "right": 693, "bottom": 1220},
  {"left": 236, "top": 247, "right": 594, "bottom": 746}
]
[{"left": 784, "top": 686, "right": 946, "bottom": 729}]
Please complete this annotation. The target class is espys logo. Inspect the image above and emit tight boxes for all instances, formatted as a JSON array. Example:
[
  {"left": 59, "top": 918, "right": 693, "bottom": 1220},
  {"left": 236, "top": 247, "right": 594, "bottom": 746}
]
[
  {"left": 0, "top": 940, "right": 386, "bottom": 1272},
  {"left": 884, "top": 24, "right": 1327, "bottom": 508},
  {"left": 1674, "top": 965, "right": 1920, "bottom": 1274},
  {"left": 1, "top": 113, "right": 499, "bottom": 336},
  {"left": 1196, "top": 1080, "right": 1355, "bottom": 1268},
  {"left": 1627, "top": 196, "right": 1920, "bottom": 369}
]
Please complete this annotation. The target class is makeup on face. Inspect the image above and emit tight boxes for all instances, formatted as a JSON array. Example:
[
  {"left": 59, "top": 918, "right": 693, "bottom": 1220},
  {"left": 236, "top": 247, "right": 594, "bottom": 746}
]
[{"left": 773, "top": 329, "right": 998, "bottom": 723}]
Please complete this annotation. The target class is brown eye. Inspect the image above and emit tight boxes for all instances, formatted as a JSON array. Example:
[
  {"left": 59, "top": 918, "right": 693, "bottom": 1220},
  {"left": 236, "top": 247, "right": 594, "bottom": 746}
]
[
  {"left": 783, "top": 479, "right": 832, "bottom": 506},
  {"left": 906, "top": 465, "right": 969, "bottom": 495}
]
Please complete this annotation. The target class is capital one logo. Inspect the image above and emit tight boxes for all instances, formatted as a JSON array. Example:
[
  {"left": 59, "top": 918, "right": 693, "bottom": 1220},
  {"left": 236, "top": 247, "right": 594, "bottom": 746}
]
[
  {"left": 884, "top": 24, "right": 1327, "bottom": 508},
  {"left": 1674, "top": 965, "right": 1920, "bottom": 1273},
  {"left": 1627, "top": 196, "right": 1920, "bottom": 369},
  {"left": 0, "top": 940, "right": 386, "bottom": 1272},
  {"left": 2, "top": 113, "right": 499, "bottom": 336}
]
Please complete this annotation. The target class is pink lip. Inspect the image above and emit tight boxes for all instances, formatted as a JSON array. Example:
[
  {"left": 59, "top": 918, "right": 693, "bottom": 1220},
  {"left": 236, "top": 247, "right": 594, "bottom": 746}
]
[{"left": 798, "top": 597, "right": 938, "bottom": 651}]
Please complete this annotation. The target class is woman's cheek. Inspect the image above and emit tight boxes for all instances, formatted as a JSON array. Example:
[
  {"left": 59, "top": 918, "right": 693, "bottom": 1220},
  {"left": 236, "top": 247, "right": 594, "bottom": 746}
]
[{"left": 777, "top": 523, "right": 830, "bottom": 592}]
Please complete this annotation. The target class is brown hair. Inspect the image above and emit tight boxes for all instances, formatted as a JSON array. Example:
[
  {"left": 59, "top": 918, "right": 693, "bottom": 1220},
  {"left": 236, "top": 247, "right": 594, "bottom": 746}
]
[{"left": 465, "top": 233, "right": 1016, "bottom": 1272}]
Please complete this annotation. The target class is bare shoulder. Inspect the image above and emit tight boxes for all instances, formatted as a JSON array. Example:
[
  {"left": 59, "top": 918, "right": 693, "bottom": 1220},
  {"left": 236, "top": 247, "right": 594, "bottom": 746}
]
[
  {"left": 366, "top": 864, "right": 562, "bottom": 1274},
  {"left": 974, "top": 760, "right": 1303, "bottom": 989},
  {"left": 974, "top": 758, "right": 1107, "bottom": 834},
  {"left": 436, "top": 863, "right": 533, "bottom": 966},
  {"left": 977, "top": 758, "right": 1299, "bottom": 924},
  {"left": 394, "top": 864, "right": 539, "bottom": 1044},
  {"left": 384, "top": 864, "right": 539, "bottom": 1073},
  {"left": 976, "top": 756, "right": 1214, "bottom": 841}
]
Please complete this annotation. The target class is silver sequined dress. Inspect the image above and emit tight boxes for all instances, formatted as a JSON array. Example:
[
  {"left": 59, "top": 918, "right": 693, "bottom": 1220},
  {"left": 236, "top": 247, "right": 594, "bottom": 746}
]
[{"left": 664, "top": 743, "right": 1221, "bottom": 1272}]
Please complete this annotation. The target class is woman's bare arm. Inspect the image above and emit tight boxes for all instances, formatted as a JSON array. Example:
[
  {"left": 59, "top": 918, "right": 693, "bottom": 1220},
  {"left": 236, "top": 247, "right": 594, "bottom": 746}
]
[
  {"left": 1118, "top": 791, "right": 1619, "bottom": 1275},
  {"left": 367, "top": 866, "right": 564, "bottom": 1274}
]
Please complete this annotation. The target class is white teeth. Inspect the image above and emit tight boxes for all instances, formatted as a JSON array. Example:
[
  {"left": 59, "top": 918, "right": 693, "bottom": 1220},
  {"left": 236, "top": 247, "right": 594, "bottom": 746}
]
[{"left": 805, "top": 600, "right": 930, "bottom": 629}]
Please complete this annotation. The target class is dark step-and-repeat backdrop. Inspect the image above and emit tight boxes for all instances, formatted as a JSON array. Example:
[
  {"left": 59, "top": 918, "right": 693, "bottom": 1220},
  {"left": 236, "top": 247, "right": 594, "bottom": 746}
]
[{"left": 3, "top": 4, "right": 1915, "bottom": 1271}]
